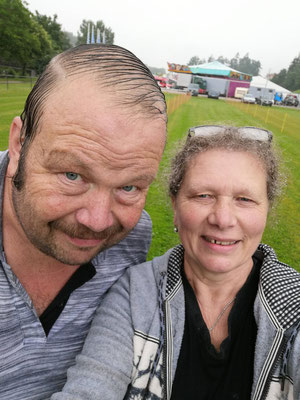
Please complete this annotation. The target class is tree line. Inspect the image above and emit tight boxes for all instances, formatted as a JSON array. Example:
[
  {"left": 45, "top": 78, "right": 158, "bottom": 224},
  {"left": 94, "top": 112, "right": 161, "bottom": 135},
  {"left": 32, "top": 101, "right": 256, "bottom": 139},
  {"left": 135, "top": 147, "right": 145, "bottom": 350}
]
[
  {"left": 0, "top": 0, "right": 114, "bottom": 75},
  {"left": 271, "top": 55, "right": 300, "bottom": 92}
]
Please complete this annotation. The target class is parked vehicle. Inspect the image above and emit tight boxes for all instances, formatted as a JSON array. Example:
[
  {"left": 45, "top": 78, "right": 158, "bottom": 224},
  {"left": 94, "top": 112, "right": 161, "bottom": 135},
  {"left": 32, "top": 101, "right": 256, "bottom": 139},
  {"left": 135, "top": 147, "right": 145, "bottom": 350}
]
[
  {"left": 235, "top": 87, "right": 249, "bottom": 99},
  {"left": 249, "top": 87, "right": 275, "bottom": 103},
  {"left": 187, "top": 83, "right": 200, "bottom": 96},
  {"left": 282, "top": 94, "right": 299, "bottom": 107},
  {"left": 204, "top": 77, "right": 229, "bottom": 97},
  {"left": 242, "top": 93, "right": 256, "bottom": 104},
  {"left": 175, "top": 73, "right": 192, "bottom": 90},
  {"left": 175, "top": 73, "right": 207, "bottom": 93},
  {"left": 256, "top": 96, "right": 273, "bottom": 106},
  {"left": 154, "top": 76, "right": 168, "bottom": 88},
  {"left": 207, "top": 90, "right": 220, "bottom": 99}
]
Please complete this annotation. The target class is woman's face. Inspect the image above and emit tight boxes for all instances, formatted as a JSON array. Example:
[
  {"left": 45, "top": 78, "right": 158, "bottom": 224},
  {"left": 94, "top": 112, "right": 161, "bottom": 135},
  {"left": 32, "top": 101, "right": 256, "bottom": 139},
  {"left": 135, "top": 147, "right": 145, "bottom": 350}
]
[{"left": 172, "top": 149, "right": 269, "bottom": 276}]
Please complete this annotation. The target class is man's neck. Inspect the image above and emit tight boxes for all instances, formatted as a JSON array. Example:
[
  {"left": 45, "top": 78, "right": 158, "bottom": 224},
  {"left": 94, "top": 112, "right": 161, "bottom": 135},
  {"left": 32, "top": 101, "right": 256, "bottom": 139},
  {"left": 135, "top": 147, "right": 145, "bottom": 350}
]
[{"left": 2, "top": 177, "right": 80, "bottom": 315}]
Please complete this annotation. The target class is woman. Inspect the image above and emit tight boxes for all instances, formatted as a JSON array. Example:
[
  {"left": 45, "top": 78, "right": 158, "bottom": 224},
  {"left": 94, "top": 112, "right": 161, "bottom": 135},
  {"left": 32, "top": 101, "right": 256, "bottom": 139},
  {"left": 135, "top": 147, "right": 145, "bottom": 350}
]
[{"left": 52, "top": 126, "right": 300, "bottom": 400}]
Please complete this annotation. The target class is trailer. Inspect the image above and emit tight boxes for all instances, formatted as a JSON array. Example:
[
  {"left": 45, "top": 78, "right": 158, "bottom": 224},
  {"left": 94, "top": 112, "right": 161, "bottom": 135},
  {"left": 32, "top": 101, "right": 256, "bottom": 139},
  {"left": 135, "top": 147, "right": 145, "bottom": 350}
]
[
  {"left": 234, "top": 87, "right": 249, "bottom": 99},
  {"left": 248, "top": 86, "right": 275, "bottom": 102}
]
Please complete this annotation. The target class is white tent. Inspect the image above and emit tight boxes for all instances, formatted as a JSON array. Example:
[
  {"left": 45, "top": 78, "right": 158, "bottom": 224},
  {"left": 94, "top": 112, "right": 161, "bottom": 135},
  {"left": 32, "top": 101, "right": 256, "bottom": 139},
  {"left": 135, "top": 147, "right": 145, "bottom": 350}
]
[{"left": 250, "top": 76, "right": 291, "bottom": 95}]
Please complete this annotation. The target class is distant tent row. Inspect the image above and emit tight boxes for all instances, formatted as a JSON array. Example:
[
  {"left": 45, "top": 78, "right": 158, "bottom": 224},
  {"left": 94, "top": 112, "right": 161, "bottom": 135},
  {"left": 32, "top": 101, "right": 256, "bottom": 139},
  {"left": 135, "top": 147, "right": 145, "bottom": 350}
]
[
  {"left": 190, "top": 61, "right": 252, "bottom": 82},
  {"left": 167, "top": 60, "right": 291, "bottom": 98}
]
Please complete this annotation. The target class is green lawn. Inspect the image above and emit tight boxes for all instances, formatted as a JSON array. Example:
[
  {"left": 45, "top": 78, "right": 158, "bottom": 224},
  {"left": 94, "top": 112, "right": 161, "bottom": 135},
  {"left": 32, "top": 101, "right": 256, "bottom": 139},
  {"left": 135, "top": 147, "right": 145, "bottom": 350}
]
[
  {"left": 0, "top": 83, "right": 32, "bottom": 149},
  {"left": 1, "top": 88, "right": 299, "bottom": 270}
]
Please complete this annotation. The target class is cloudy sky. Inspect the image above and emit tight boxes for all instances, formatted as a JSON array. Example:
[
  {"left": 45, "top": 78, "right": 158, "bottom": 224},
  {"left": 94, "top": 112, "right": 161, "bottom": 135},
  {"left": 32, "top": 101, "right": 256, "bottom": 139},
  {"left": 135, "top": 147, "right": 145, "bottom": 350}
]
[{"left": 26, "top": 0, "right": 299, "bottom": 76}]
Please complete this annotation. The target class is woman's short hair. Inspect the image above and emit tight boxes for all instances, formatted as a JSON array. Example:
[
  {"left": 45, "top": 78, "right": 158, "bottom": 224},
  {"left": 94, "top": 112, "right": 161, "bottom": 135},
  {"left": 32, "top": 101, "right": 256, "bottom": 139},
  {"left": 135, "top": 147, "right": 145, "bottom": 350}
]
[{"left": 168, "top": 126, "right": 283, "bottom": 205}]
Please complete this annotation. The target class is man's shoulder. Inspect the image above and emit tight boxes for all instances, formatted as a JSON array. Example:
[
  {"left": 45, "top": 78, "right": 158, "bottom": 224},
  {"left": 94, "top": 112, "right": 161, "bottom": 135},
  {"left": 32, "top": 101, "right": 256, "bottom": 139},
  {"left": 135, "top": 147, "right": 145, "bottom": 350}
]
[{"left": 0, "top": 150, "right": 9, "bottom": 174}]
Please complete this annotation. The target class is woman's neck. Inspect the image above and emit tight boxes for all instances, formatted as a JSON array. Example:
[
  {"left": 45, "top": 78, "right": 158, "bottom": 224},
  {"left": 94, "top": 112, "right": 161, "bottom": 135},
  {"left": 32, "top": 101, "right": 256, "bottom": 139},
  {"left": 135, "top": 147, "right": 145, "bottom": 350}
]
[{"left": 184, "top": 258, "right": 253, "bottom": 351}]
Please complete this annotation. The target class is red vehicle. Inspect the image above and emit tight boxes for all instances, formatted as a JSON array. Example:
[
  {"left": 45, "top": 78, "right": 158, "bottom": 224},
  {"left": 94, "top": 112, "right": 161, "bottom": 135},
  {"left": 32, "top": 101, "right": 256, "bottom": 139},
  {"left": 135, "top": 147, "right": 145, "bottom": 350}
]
[{"left": 154, "top": 76, "right": 169, "bottom": 88}]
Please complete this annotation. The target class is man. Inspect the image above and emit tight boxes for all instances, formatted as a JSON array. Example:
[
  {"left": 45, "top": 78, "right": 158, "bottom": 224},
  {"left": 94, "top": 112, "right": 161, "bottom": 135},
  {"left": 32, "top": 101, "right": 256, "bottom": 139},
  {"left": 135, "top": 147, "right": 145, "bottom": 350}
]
[{"left": 0, "top": 44, "right": 167, "bottom": 399}]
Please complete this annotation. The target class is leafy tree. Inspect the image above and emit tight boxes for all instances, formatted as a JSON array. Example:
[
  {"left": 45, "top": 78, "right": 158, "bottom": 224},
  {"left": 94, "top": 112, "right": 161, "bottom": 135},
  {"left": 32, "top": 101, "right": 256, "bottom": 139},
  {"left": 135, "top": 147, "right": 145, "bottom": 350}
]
[
  {"left": 216, "top": 56, "right": 230, "bottom": 65},
  {"left": 271, "top": 69, "right": 287, "bottom": 87},
  {"left": 33, "top": 12, "right": 71, "bottom": 52},
  {"left": 148, "top": 66, "right": 166, "bottom": 76},
  {"left": 230, "top": 53, "right": 261, "bottom": 75},
  {"left": 272, "top": 55, "right": 300, "bottom": 91},
  {"left": 0, "top": 0, "right": 53, "bottom": 74},
  {"left": 188, "top": 56, "right": 205, "bottom": 66},
  {"left": 230, "top": 53, "right": 240, "bottom": 70},
  {"left": 207, "top": 55, "right": 215, "bottom": 63},
  {"left": 65, "top": 31, "right": 77, "bottom": 47},
  {"left": 77, "top": 19, "right": 114, "bottom": 45}
]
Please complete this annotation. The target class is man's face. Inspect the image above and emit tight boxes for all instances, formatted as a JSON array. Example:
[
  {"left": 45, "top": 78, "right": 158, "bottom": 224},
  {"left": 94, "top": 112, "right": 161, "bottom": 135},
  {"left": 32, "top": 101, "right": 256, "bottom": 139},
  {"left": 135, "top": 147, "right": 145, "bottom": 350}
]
[{"left": 10, "top": 77, "right": 165, "bottom": 266}]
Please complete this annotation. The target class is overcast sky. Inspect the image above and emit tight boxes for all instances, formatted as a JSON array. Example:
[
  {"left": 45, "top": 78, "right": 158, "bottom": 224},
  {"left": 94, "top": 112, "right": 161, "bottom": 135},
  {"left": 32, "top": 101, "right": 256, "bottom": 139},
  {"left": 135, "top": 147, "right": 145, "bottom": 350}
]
[{"left": 26, "top": 0, "right": 299, "bottom": 76}]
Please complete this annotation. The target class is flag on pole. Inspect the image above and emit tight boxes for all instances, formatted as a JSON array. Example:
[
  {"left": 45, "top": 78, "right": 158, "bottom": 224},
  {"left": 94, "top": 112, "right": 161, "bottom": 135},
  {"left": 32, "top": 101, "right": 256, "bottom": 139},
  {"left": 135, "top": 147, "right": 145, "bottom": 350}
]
[
  {"left": 102, "top": 31, "right": 106, "bottom": 44},
  {"left": 91, "top": 25, "right": 95, "bottom": 44},
  {"left": 87, "top": 23, "right": 90, "bottom": 44},
  {"left": 96, "top": 29, "right": 101, "bottom": 44}
]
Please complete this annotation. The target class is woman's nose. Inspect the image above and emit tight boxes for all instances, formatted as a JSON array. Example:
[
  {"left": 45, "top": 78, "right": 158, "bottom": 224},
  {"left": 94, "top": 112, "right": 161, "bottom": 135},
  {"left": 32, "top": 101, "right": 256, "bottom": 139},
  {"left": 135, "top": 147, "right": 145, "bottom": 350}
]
[{"left": 207, "top": 199, "right": 237, "bottom": 229}]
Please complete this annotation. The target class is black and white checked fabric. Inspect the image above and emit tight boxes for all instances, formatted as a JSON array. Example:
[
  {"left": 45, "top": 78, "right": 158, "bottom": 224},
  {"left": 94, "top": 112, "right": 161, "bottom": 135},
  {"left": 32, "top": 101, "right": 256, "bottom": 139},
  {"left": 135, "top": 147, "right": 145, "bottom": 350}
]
[
  {"left": 166, "top": 245, "right": 184, "bottom": 298},
  {"left": 259, "top": 243, "right": 300, "bottom": 330}
]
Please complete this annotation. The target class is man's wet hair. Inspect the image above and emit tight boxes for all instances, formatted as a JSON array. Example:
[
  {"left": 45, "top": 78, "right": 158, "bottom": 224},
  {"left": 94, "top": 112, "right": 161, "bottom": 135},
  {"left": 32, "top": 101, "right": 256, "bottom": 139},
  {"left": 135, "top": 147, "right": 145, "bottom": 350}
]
[{"left": 19, "top": 44, "right": 167, "bottom": 147}]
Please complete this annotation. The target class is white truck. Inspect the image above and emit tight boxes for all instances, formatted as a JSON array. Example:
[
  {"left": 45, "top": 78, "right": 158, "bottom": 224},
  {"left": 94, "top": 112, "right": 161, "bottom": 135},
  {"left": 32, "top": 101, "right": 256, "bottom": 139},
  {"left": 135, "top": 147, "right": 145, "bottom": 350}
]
[
  {"left": 203, "top": 77, "right": 229, "bottom": 97},
  {"left": 175, "top": 73, "right": 193, "bottom": 90},
  {"left": 175, "top": 73, "right": 207, "bottom": 93}
]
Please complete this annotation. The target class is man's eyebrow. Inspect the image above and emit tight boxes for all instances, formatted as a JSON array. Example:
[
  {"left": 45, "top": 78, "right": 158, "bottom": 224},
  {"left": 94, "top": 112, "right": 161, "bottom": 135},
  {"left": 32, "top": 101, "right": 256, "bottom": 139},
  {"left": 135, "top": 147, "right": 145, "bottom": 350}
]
[
  {"left": 46, "top": 150, "right": 87, "bottom": 169},
  {"left": 46, "top": 150, "right": 156, "bottom": 183}
]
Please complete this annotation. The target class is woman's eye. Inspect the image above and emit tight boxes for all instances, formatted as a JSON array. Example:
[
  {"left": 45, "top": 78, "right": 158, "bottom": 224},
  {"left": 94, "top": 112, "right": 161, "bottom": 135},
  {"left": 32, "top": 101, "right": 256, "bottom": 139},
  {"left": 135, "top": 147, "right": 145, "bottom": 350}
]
[
  {"left": 65, "top": 172, "right": 80, "bottom": 181},
  {"left": 122, "top": 185, "right": 137, "bottom": 193},
  {"left": 239, "top": 197, "right": 252, "bottom": 202}
]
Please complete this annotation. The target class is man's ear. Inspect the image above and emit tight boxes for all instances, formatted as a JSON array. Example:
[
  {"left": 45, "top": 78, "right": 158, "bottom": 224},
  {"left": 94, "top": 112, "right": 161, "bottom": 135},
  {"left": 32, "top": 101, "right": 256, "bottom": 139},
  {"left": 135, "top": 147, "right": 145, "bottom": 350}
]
[{"left": 7, "top": 117, "right": 24, "bottom": 176}]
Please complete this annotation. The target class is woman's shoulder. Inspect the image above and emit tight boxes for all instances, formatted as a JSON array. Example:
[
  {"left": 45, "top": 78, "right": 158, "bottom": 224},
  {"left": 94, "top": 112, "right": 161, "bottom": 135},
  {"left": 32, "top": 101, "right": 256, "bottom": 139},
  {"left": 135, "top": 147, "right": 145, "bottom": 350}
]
[
  {"left": 128, "top": 247, "right": 176, "bottom": 283},
  {"left": 258, "top": 243, "right": 300, "bottom": 329},
  {"left": 259, "top": 243, "right": 298, "bottom": 276}
]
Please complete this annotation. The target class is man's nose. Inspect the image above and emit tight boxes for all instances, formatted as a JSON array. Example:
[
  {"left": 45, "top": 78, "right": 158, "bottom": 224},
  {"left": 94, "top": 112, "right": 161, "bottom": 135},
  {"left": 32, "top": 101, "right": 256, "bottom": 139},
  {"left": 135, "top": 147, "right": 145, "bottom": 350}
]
[
  {"left": 207, "top": 199, "right": 237, "bottom": 229},
  {"left": 75, "top": 191, "right": 115, "bottom": 232}
]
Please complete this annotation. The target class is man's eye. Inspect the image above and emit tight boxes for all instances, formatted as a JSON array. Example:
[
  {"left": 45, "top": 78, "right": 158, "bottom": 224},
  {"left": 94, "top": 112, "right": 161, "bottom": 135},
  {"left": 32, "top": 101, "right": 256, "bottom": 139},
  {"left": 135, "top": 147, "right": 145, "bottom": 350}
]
[
  {"left": 122, "top": 185, "right": 137, "bottom": 193},
  {"left": 65, "top": 172, "right": 80, "bottom": 181}
]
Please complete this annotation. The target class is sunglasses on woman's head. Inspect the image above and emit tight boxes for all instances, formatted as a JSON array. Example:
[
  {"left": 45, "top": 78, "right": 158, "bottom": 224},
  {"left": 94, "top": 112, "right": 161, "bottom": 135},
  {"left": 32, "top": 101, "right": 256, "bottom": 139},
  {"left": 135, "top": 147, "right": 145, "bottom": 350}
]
[{"left": 188, "top": 125, "right": 273, "bottom": 143}]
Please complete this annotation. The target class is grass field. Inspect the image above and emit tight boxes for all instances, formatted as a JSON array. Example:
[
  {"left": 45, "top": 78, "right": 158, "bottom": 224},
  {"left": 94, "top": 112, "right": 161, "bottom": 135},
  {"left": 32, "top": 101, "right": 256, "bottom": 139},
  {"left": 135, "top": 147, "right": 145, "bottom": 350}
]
[
  {"left": 0, "top": 83, "right": 32, "bottom": 149},
  {"left": 0, "top": 87, "right": 299, "bottom": 270}
]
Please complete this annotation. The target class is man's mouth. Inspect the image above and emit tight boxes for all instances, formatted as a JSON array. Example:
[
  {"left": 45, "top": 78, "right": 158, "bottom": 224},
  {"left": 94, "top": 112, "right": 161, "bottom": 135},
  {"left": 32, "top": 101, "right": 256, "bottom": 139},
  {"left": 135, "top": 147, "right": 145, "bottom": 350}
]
[
  {"left": 67, "top": 236, "right": 105, "bottom": 248},
  {"left": 203, "top": 236, "right": 238, "bottom": 246}
]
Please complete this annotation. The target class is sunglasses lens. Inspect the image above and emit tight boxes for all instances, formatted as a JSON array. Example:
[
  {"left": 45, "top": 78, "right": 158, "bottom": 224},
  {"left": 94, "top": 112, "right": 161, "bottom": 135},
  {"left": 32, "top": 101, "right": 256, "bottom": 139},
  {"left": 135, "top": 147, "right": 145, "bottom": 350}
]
[
  {"left": 189, "top": 126, "right": 272, "bottom": 142},
  {"left": 238, "top": 128, "right": 270, "bottom": 142},
  {"left": 191, "top": 126, "right": 225, "bottom": 137}
]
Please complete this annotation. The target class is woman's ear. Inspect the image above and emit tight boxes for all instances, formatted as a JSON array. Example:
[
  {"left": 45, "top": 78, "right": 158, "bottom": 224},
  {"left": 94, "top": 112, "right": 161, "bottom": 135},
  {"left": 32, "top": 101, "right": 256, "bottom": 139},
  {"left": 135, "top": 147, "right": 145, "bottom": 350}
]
[{"left": 7, "top": 117, "right": 23, "bottom": 176}]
